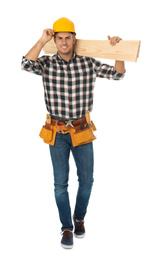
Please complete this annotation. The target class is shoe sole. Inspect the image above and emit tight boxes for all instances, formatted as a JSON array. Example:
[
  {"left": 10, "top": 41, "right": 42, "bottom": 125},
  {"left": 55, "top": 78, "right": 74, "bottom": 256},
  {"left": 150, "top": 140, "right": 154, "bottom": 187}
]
[
  {"left": 74, "top": 233, "right": 85, "bottom": 239},
  {"left": 61, "top": 243, "right": 73, "bottom": 249}
]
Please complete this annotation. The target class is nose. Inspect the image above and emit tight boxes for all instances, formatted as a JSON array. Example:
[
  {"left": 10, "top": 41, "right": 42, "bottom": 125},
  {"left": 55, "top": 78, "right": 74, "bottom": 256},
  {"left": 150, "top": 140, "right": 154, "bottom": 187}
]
[{"left": 62, "top": 38, "right": 67, "bottom": 45}]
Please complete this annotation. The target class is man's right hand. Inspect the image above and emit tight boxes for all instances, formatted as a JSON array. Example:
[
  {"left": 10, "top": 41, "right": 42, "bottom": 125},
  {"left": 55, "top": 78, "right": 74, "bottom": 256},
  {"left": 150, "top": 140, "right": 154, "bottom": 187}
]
[{"left": 39, "top": 29, "right": 55, "bottom": 45}]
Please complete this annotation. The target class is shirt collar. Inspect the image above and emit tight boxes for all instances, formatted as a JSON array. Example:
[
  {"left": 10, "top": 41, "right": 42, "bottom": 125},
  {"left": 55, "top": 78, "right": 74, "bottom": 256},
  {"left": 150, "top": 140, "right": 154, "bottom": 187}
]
[{"left": 56, "top": 52, "right": 76, "bottom": 64}]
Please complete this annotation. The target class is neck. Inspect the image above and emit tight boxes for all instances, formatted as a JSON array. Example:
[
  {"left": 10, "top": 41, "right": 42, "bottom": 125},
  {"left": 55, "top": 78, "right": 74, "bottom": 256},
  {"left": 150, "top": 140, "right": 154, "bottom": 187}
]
[{"left": 58, "top": 50, "right": 74, "bottom": 62}]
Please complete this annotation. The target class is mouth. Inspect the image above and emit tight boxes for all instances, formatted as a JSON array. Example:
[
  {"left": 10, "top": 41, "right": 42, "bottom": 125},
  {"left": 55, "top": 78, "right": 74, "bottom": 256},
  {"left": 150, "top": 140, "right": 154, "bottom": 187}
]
[{"left": 61, "top": 46, "right": 68, "bottom": 49}]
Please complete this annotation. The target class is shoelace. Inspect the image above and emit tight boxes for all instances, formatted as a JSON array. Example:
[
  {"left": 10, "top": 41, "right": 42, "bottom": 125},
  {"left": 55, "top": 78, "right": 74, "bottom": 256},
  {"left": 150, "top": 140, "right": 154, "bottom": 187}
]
[
  {"left": 75, "top": 220, "right": 84, "bottom": 231},
  {"left": 61, "top": 230, "right": 72, "bottom": 238}
]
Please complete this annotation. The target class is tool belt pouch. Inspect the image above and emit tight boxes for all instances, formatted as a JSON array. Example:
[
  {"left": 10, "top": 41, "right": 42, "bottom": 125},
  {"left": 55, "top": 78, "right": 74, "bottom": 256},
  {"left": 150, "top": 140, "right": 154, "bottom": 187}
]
[
  {"left": 70, "top": 121, "right": 96, "bottom": 147},
  {"left": 39, "top": 125, "right": 56, "bottom": 146}
]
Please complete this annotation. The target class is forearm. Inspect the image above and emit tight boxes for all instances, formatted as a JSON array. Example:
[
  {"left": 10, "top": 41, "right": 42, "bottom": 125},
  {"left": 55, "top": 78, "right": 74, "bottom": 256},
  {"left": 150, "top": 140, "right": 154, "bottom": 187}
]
[
  {"left": 107, "top": 36, "right": 125, "bottom": 74},
  {"left": 115, "top": 60, "right": 125, "bottom": 74},
  {"left": 25, "top": 29, "right": 54, "bottom": 61},
  {"left": 25, "top": 39, "right": 45, "bottom": 61}
]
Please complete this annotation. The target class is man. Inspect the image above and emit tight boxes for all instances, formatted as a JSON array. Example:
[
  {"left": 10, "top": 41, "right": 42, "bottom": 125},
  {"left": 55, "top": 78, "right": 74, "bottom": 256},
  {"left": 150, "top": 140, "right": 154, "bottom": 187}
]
[{"left": 21, "top": 17, "right": 125, "bottom": 249}]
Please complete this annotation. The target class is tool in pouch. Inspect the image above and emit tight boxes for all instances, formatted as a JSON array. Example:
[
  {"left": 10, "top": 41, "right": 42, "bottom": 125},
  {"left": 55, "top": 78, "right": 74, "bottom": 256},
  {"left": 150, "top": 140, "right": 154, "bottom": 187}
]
[{"left": 39, "top": 111, "right": 97, "bottom": 147}]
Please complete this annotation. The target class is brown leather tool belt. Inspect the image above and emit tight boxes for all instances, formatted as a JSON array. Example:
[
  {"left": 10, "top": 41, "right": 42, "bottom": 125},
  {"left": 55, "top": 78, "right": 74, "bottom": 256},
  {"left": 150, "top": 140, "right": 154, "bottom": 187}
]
[{"left": 39, "top": 112, "right": 97, "bottom": 147}]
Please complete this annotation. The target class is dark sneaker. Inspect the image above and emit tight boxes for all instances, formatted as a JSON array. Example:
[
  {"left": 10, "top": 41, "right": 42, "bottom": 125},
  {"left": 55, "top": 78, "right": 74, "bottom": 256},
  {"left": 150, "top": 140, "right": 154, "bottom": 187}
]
[
  {"left": 73, "top": 216, "right": 85, "bottom": 238},
  {"left": 61, "top": 230, "right": 73, "bottom": 249}
]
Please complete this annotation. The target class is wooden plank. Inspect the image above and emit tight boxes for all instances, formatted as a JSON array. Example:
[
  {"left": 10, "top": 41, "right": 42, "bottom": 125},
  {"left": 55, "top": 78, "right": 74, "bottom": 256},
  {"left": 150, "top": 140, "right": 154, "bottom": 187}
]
[{"left": 43, "top": 39, "right": 141, "bottom": 62}]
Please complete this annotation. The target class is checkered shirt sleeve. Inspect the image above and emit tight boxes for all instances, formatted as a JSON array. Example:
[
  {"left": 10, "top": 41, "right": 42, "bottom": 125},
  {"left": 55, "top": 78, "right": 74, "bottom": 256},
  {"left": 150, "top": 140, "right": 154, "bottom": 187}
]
[
  {"left": 91, "top": 58, "right": 125, "bottom": 80},
  {"left": 21, "top": 56, "right": 48, "bottom": 75}
]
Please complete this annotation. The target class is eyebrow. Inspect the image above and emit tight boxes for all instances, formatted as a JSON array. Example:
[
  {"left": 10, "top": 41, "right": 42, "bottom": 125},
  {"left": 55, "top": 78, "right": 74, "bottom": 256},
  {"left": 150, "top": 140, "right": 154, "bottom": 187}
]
[{"left": 57, "top": 36, "right": 71, "bottom": 39}]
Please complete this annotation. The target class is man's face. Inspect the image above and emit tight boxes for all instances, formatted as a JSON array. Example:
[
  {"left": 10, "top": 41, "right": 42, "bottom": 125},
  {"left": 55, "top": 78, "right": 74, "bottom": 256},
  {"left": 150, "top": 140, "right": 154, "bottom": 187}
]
[{"left": 54, "top": 32, "right": 76, "bottom": 56}]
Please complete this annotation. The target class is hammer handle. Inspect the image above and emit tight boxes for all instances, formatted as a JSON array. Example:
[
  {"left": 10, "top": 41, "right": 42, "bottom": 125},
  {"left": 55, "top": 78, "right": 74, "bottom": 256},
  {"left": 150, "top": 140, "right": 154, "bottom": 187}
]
[{"left": 85, "top": 110, "right": 91, "bottom": 124}]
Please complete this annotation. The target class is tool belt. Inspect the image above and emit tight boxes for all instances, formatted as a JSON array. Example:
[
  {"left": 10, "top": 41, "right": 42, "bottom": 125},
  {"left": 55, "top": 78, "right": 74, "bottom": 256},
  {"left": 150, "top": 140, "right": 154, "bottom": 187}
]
[{"left": 39, "top": 111, "right": 97, "bottom": 147}]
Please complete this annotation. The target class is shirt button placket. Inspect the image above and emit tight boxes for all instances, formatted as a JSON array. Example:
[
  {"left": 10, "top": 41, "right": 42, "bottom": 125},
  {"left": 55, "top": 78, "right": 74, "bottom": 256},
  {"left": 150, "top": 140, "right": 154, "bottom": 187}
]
[
  {"left": 67, "top": 65, "right": 73, "bottom": 118},
  {"left": 69, "top": 84, "right": 73, "bottom": 118}
]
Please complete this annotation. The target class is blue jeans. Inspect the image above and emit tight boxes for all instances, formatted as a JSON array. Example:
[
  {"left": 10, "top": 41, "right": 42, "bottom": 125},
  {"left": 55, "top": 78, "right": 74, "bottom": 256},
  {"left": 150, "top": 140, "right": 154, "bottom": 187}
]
[{"left": 49, "top": 133, "right": 94, "bottom": 231}]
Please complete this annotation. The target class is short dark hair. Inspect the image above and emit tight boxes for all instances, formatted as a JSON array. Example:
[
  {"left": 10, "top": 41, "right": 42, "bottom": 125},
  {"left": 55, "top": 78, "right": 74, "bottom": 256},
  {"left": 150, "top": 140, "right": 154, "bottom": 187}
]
[{"left": 54, "top": 32, "right": 75, "bottom": 37}]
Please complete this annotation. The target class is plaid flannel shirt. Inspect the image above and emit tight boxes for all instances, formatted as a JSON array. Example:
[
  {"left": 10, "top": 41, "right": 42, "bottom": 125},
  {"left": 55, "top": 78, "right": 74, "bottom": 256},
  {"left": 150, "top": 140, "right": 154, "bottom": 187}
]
[{"left": 21, "top": 53, "right": 125, "bottom": 119}]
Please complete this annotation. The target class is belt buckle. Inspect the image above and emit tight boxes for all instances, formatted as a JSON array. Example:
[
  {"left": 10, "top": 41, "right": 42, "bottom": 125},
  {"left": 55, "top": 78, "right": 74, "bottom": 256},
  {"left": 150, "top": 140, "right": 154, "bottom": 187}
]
[{"left": 65, "top": 120, "right": 74, "bottom": 128}]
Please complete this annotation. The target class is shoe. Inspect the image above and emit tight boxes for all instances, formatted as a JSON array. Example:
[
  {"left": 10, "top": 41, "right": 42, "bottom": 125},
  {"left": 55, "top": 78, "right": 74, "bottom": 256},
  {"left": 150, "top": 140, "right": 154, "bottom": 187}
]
[
  {"left": 73, "top": 216, "right": 85, "bottom": 238},
  {"left": 61, "top": 230, "right": 73, "bottom": 249}
]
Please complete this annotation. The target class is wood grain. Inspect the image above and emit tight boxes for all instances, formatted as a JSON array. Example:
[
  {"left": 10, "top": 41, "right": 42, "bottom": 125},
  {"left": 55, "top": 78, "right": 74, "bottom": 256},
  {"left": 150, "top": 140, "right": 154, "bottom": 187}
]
[{"left": 43, "top": 39, "right": 141, "bottom": 62}]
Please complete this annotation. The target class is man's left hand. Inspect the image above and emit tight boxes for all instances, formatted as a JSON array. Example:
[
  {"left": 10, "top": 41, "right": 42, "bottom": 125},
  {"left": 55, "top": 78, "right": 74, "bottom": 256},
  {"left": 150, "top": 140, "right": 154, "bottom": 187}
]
[{"left": 108, "top": 36, "right": 122, "bottom": 46}]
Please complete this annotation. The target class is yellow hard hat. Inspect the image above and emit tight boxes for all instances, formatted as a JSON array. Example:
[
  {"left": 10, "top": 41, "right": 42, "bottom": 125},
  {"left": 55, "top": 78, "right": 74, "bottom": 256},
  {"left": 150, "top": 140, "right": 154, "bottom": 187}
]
[{"left": 53, "top": 17, "right": 76, "bottom": 35}]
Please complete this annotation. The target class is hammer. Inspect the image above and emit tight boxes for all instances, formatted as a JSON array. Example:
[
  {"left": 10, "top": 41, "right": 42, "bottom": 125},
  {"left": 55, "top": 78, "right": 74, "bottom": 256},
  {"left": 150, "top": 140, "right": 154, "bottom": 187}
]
[{"left": 85, "top": 110, "right": 91, "bottom": 128}]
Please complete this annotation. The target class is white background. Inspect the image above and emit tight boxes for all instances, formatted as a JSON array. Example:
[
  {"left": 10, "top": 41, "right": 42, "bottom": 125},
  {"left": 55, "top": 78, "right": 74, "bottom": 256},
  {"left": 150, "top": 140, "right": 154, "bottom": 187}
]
[{"left": 0, "top": 0, "right": 158, "bottom": 259}]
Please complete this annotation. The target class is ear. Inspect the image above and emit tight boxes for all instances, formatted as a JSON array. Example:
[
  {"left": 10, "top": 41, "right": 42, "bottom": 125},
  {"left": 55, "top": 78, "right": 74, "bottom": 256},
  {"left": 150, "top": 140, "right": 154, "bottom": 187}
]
[
  {"left": 53, "top": 36, "right": 56, "bottom": 44},
  {"left": 73, "top": 36, "right": 76, "bottom": 45}
]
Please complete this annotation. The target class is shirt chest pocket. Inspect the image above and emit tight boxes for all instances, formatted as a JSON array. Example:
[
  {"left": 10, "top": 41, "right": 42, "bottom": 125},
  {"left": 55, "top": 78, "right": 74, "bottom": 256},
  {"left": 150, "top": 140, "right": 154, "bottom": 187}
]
[
  {"left": 76, "top": 68, "right": 94, "bottom": 79},
  {"left": 51, "top": 69, "right": 66, "bottom": 81},
  {"left": 52, "top": 70, "right": 61, "bottom": 77}
]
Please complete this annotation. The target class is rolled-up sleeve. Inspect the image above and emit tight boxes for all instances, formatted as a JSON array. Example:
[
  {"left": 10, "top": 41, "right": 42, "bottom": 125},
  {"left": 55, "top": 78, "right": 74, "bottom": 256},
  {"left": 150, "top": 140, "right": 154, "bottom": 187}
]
[
  {"left": 21, "top": 56, "right": 48, "bottom": 76},
  {"left": 91, "top": 58, "right": 125, "bottom": 80}
]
